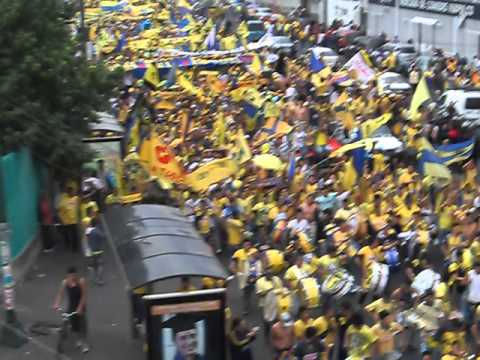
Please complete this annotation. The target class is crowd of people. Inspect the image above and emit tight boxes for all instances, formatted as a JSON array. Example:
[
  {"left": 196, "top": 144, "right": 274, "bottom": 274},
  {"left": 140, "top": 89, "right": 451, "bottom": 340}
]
[{"left": 49, "top": 0, "right": 480, "bottom": 359}]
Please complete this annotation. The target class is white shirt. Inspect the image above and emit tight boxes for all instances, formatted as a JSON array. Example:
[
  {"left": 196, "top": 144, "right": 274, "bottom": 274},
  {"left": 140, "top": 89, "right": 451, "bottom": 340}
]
[
  {"left": 467, "top": 270, "right": 480, "bottom": 304},
  {"left": 287, "top": 218, "right": 310, "bottom": 234}
]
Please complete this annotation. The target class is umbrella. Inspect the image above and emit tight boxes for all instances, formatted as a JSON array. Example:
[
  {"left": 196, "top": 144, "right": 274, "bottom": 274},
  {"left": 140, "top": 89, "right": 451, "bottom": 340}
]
[
  {"left": 330, "top": 139, "right": 374, "bottom": 157},
  {"left": 252, "top": 154, "right": 284, "bottom": 170},
  {"left": 371, "top": 136, "right": 404, "bottom": 152}
]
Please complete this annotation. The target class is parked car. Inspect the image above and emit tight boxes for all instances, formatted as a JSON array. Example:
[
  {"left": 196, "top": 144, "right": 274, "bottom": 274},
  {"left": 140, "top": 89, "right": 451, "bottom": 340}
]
[
  {"left": 311, "top": 47, "right": 339, "bottom": 67},
  {"left": 377, "top": 72, "right": 412, "bottom": 95},
  {"left": 439, "top": 89, "right": 480, "bottom": 125},
  {"left": 246, "top": 20, "right": 265, "bottom": 42},
  {"left": 338, "top": 35, "right": 386, "bottom": 62}
]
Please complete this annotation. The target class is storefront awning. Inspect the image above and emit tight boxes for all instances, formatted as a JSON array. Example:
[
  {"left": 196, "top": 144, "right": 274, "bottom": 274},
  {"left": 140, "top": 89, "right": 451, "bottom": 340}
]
[
  {"left": 411, "top": 16, "right": 439, "bottom": 26},
  {"left": 104, "top": 204, "right": 228, "bottom": 289}
]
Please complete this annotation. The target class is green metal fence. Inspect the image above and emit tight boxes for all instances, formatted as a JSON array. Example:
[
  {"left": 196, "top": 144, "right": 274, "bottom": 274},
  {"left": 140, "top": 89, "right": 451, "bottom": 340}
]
[{"left": 0, "top": 149, "right": 44, "bottom": 258}]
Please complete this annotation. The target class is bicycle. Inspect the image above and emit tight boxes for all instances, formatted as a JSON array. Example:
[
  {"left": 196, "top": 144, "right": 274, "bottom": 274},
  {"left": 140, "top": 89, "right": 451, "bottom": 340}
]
[{"left": 56, "top": 308, "right": 77, "bottom": 358}]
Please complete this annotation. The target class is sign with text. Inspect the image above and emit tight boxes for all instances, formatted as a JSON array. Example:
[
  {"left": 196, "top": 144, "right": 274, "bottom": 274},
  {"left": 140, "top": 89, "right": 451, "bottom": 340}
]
[
  {"left": 145, "top": 289, "right": 226, "bottom": 360},
  {"left": 399, "top": 0, "right": 480, "bottom": 19}
]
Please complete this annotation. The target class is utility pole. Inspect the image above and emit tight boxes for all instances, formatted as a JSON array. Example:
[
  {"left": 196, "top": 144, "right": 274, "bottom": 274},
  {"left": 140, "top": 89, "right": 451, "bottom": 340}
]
[{"left": 0, "top": 223, "right": 27, "bottom": 348}]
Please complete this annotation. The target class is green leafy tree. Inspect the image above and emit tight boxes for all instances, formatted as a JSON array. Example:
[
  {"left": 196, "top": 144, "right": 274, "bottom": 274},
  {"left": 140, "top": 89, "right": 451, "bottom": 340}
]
[{"left": 0, "top": 0, "right": 122, "bottom": 176}]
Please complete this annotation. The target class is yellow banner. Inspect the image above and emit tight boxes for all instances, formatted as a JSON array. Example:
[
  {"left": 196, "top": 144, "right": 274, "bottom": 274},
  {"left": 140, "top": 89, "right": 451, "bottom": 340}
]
[
  {"left": 186, "top": 158, "right": 238, "bottom": 192},
  {"left": 139, "top": 137, "right": 186, "bottom": 184}
]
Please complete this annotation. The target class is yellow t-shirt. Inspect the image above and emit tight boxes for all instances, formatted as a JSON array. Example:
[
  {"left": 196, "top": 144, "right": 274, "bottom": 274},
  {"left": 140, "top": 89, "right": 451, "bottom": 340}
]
[
  {"left": 447, "top": 234, "right": 462, "bottom": 251},
  {"left": 226, "top": 218, "right": 243, "bottom": 246},
  {"left": 58, "top": 194, "right": 79, "bottom": 225},
  {"left": 346, "top": 325, "right": 377, "bottom": 360},
  {"left": 439, "top": 205, "right": 457, "bottom": 230},
  {"left": 284, "top": 264, "right": 313, "bottom": 288},
  {"left": 80, "top": 201, "right": 98, "bottom": 219},
  {"left": 358, "top": 246, "right": 376, "bottom": 272},
  {"left": 232, "top": 248, "right": 257, "bottom": 263}
]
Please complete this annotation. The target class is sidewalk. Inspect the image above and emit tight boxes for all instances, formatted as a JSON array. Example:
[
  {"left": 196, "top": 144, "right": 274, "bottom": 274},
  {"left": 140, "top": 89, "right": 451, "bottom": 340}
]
[{"left": 0, "top": 247, "right": 144, "bottom": 360}]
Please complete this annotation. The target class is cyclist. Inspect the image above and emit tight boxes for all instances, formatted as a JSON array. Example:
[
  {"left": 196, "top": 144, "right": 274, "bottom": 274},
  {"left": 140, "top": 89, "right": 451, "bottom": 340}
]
[{"left": 53, "top": 266, "right": 89, "bottom": 353}]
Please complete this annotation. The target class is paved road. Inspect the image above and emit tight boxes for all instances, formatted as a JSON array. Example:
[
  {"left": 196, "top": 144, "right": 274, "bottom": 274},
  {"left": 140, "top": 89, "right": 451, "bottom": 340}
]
[
  {"left": 0, "top": 247, "right": 270, "bottom": 360},
  {"left": 0, "top": 233, "right": 431, "bottom": 359}
]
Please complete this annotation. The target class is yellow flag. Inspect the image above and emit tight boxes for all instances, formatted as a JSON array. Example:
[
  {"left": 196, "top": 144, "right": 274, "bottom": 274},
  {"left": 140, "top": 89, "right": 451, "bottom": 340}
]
[
  {"left": 231, "top": 129, "right": 252, "bottom": 164},
  {"left": 410, "top": 76, "right": 431, "bottom": 120},
  {"left": 144, "top": 63, "right": 160, "bottom": 88},
  {"left": 178, "top": 72, "right": 203, "bottom": 97},
  {"left": 243, "top": 88, "right": 264, "bottom": 108},
  {"left": 186, "top": 158, "right": 238, "bottom": 192},
  {"left": 264, "top": 101, "right": 280, "bottom": 119},
  {"left": 250, "top": 54, "right": 262, "bottom": 75},
  {"left": 139, "top": 136, "right": 186, "bottom": 184},
  {"left": 230, "top": 86, "right": 249, "bottom": 102},
  {"left": 361, "top": 113, "right": 393, "bottom": 138}
]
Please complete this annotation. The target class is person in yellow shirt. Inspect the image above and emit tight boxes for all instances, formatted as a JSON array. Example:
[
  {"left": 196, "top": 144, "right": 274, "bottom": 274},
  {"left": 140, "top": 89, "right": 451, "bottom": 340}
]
[
  {"left": 284, "top": 254, "right": 313, "bottom": 289},
  {"left": 293, "top": 306, "right": 314, "bottom": 340},
  {"left": 58, "top": 186, "right": 80, "bottom": 253},
  {"left": 344, "top": 312, "right": 377, "bottom": 360},
  {"left": 396, "top": 194, "right": 420, "bottom": 230},
  {"left": 226, "top": 214, "right": 244, "bottom": 246},
  {"left": 438, "top": 199, "right": 457, "bottom": 243},
  {"left": 372, "top": 310, "right": 402, "bottom": 359},
  {"left": 231, "top": 240, "right": 261, "bottom": 314}
]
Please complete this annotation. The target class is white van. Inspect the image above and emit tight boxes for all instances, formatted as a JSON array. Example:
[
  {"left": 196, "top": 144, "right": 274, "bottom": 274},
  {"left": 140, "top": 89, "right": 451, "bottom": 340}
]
[{"left": 439, "top": 89, "right": 480, "bottom": 124}]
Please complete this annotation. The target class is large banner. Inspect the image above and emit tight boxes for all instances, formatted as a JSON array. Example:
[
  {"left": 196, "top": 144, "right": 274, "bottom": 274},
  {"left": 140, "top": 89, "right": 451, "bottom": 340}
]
[{"left": 145, "top": 289, "right": 226, "bottom": 360}]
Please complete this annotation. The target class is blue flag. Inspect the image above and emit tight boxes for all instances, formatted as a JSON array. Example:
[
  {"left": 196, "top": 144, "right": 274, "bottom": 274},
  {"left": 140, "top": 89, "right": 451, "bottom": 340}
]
[
  {"left": 114, "top": 33, "right": 126, "bottom": 53},
  {"left": 351, "top": 129, "right": 366, "bottom": 176},
  {"left": 310, "top": 52, "right": 325, "bottom": 72}
]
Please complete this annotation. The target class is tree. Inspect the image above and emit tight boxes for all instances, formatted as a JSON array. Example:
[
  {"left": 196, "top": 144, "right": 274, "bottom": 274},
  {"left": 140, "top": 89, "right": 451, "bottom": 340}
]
[{"left": 0, "top": 0, "right": 121, "bottom": 176}]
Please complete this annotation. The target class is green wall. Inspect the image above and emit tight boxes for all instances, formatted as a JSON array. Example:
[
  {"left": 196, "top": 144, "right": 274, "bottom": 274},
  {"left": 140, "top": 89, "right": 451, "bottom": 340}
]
[{"left": 0, "top": 148, "right": 44, "bottom": 258}]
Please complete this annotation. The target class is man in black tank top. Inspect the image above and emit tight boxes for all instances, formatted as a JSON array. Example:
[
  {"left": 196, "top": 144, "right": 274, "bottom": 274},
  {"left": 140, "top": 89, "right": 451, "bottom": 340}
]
[{"left": 53, "top": 266, "right": 89, "bottom": 353}]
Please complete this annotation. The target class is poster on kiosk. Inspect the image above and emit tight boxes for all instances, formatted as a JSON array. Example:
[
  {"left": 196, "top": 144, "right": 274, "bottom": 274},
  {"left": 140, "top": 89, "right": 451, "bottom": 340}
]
[{"left": 144, "top": 288, "right": 226, "bottom": 360}]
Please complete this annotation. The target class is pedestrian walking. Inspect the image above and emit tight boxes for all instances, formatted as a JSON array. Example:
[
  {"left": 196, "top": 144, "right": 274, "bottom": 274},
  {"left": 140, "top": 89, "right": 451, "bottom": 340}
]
[
  {"left": 85, "top": 217, "right": 106, "bottom": 285},
  {"left": 229, "top": 317, "right": 259, "bottom": 360},
  {"left": 57, "top": 186, "right": 80, "bottom": 253},
  {"left": 271, "top": 312, "right": 295, "bottom": 360}
]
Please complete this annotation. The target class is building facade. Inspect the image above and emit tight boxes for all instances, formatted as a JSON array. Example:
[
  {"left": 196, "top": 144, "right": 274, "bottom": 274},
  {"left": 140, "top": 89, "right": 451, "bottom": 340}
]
[{"left": 367, "top": 0, "right": 480, "bottom": 59}]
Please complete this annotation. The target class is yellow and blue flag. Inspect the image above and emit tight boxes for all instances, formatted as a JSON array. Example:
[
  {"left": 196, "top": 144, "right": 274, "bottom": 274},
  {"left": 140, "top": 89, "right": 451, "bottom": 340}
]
[
  {"left": 418, "top": 149, "right": 452, "bottom": 185},
  {"left": 144, "top": 62, "right": 160, "bottom": 89},
  {"left": 435, "top": 140, "right": 474, "bottom": 165}
]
